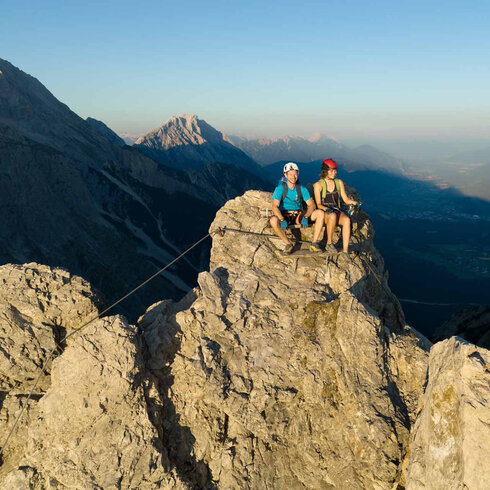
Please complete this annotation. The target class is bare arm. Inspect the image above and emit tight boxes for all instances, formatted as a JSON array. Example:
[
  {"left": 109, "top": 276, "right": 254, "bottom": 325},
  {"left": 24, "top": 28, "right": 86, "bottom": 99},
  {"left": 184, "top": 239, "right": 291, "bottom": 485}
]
[
  {"left": 272, "top": 199, "right": 284, "bottom": 222},
  {"left": 303, "top": 198, "right": 316, "bottom": 219},
  {"left": 339, "top": 180, "right": 357, "bottom": 205},
  {"left": 313, "top": 181, "right": 328, "bottom": 211}
]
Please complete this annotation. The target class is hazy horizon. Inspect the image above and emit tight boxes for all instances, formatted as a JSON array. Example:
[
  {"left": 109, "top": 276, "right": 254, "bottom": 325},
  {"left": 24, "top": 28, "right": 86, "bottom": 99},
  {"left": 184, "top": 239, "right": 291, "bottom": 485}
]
[
  {"left": 2, "top": 0, "right": 490, "bottom": 145},
  {"left": 116, "top": 119, "right": 490, "bottom": 163}
]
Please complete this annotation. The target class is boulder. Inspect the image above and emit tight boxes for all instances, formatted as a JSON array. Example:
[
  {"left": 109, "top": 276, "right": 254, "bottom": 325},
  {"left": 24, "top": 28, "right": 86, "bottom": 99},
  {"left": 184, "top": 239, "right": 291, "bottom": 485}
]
[
  {"left": 0, "top": 264, "right": 184, "bottom": 488},
  {"left": 406, "top": 337, "right": 490, "bottom": 489}
]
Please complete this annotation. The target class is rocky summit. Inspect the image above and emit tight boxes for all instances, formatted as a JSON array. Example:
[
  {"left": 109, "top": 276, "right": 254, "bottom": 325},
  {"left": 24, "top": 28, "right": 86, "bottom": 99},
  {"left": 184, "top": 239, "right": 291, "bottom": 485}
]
[{"left": 0, "top": 192, "right": 489, "bottom": 489}]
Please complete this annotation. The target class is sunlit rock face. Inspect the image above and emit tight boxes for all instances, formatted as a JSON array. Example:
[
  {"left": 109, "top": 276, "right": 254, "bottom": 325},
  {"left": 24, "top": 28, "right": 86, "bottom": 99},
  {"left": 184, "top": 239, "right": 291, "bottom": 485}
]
[
  {"left": 1, "top": 192, "right": 488, "bottom": 489},
  {"left": 141, "top": 190, "right": 431, "bottom": 489},
  {"left": 406, "top": 337, "right": 490, "bottom": 490},
  {"left": 0, "top": 263, "right": 185, "bottom": 489}
]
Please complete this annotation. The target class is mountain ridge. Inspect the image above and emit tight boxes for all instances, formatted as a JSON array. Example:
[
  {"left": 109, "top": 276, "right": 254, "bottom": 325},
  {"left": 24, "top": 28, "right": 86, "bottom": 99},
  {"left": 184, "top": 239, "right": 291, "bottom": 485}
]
[
  {"left": 0, "top": 59, "right": 269, "bottom": 321},
  {"left": 229, "top": 132, "right": 406, "bottom": 174},
  {"left": 134, "top": 114, "right": 264, "bottom": 176}
]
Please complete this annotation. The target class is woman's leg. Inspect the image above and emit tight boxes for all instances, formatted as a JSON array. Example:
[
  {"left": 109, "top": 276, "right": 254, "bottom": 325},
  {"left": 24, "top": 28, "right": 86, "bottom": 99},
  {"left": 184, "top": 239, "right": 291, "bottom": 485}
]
[
  {"left": 338, "top": 213, "right": 352, "bottom": 252},
  {"left": 325, "top": 212, "right": 339, "bottom": 244},
  {"left": 311, "top": 209, "right": 325, "bottom": 243}
]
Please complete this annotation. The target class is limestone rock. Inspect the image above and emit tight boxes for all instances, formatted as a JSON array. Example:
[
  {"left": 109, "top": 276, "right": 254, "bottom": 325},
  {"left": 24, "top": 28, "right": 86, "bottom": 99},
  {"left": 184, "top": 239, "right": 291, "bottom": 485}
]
[
  {"left": 406, "top": 337, "right": 490, "bottom": 489},
  {"left": 4, "top": 192, "right": 487, "bottom": 489},
  {"left": 0, "top": 263, "right": 185, "bottom": 488},
  {"left": 141, "top": 190, "right": 430, "bottom": 489},
  {"left": 0, "top": 263, "right": 103, "bottom": 476}
]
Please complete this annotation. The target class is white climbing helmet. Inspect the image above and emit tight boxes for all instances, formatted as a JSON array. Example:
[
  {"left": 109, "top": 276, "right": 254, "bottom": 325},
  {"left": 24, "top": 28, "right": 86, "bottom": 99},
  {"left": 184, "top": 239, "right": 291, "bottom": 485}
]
[{"left": 283, "top": 162, "right": 299, "bottom": 174}]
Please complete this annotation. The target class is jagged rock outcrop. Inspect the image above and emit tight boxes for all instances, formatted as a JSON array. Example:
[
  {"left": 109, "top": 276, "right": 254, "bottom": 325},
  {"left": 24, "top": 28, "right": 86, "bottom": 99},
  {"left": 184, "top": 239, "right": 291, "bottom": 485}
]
[
  {"left": 1, "top": 191, "right": 489, "bottom": 489},
  {"left": 0, "top": 263, "right": 101, "bottom": 476},
  {"left": 406, "top": 337, "right": 490, "bottom": 489},
  {"left": 141, "top": 190, "right": 431, "bottom": 489},
  {"left": 0, "top": 263, "right": 185, "bottom": 488}
]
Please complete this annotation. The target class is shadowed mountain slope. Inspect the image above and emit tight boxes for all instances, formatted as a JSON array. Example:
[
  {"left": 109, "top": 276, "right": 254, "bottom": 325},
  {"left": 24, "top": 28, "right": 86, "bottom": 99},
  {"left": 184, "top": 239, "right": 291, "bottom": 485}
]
[
  {"left": 86, "top": 117, "right": 126, "bottom": 147},
  {"left": 0, "top": 59, "right": 268, "bottom": 320}
]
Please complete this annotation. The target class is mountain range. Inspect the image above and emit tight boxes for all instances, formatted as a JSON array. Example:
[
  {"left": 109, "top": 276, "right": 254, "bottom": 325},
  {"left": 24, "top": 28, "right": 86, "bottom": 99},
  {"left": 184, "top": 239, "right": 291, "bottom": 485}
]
[
  {"left": 1, "top": 57, "right": 488, "bottom": 334},
  {"left": 229, "top": 133, "right": 407, "bottom": 174},
  {"left": 0, "top": 59, "right": 268, "bottom": 320}
]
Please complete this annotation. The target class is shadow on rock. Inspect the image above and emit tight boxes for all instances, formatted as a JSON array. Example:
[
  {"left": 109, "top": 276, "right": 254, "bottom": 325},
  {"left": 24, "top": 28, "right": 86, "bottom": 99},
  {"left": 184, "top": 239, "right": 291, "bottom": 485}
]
[{"left": 137, "top": 295, "right": 218, "bottom": 490}]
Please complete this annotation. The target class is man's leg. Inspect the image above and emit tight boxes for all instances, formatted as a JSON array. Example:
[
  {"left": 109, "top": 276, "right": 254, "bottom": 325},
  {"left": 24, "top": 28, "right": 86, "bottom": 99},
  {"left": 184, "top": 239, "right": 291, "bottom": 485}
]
[{"left": 270, "top": 216, "right": 292, "bottom": 245}]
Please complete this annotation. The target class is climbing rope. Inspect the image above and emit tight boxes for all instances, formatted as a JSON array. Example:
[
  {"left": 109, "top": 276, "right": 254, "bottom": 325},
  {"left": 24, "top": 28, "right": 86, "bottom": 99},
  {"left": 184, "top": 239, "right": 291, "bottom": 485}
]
[
  {"left": 356, "top": 252, "right": 383, "bottom": 285},
  {"left": 0, "top": 232, "right": 212, "bottom": 458}
]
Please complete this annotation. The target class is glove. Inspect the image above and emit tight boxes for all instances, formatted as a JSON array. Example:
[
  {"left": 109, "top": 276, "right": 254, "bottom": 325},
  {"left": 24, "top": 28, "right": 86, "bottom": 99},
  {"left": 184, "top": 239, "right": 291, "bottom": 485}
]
[
  {"left": 280, "top": 220, "right": 287, "bottom": 230},
  {"left": 301, "top": 217, "right": 308, "bottom": 228}
]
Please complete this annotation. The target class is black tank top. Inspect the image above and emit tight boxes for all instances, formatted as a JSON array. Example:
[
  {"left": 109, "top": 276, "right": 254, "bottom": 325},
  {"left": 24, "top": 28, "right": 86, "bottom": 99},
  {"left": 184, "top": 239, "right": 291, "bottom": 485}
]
[{"left": 321, "top": 179, "right": 340, "bottom": 208}]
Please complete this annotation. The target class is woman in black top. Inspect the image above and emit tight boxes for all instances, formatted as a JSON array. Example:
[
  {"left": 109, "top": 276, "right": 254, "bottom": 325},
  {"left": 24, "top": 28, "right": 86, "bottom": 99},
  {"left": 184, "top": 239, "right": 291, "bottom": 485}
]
[{"left": 313, "top": 159, "right": 358, "bottom": 256}]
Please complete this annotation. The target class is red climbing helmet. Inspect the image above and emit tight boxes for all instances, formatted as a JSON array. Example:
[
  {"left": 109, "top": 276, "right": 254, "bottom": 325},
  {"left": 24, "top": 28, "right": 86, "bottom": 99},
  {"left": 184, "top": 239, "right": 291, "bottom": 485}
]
[{"left": 322, "top": 158, "right": 338, "bottom": 170}]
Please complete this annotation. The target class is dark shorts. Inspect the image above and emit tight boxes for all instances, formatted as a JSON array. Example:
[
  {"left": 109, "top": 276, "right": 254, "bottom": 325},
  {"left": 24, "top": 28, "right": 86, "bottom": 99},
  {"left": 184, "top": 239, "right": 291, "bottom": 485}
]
[
  {"left": 281, "top": 210, "right": 314, "bottom": 227},
  {"left": 281, "top": 210, "right": 301, "bottom": 225},
  {"left": 325, "top": 209, "right": 341, "bottom": 217}
]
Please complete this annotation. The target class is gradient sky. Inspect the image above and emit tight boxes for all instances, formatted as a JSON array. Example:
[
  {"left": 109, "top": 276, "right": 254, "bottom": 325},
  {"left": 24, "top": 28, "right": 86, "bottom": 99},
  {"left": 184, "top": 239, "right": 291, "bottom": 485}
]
[{"left": 2, "top": 0, "right": 490, "bottom": 142}]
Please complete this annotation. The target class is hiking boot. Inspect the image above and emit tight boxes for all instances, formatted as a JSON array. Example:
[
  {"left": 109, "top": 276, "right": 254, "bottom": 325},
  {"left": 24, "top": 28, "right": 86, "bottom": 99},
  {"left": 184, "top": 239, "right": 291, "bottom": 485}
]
[
  {"left": 310, "top": 242, "right": 322, "bottom": 253},
  {"left": 281, "top": 243, "right": 294, "bottom": 255}
]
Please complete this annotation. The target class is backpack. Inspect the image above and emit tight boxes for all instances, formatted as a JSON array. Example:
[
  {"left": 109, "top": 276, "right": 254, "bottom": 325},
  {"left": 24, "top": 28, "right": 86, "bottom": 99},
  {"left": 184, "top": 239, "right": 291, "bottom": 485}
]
[{"left": 280, "top": 178, "right": 306, "bottom": 211}]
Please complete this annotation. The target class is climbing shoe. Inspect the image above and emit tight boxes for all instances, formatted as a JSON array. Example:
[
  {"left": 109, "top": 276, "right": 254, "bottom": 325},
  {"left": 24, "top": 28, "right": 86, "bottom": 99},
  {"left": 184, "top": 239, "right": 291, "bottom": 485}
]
[
  {"left": 339, "top": 251, "right": 351, "bottom": 260},
  {"left": 281, "top": 243, "right": 294, "bottom": 255},
  {"left": 327, "top": 243, "right": 337, "bottom": 252},
  {"left": 310, "top": 242, "right": 322, "bottom": 253}
]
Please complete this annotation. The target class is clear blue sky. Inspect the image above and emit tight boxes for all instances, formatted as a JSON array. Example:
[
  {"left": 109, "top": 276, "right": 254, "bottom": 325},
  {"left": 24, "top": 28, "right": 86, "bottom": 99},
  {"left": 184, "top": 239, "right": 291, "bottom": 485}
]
[{"left": 2, "top": 0, "right": 490, "bottom": 141}]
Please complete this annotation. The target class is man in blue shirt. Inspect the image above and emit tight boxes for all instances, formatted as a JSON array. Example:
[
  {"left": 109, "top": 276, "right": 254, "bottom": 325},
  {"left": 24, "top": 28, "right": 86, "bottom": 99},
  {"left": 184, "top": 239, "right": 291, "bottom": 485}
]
[{"left": 270, "top": 162, "right": 325, "bottom": 254}]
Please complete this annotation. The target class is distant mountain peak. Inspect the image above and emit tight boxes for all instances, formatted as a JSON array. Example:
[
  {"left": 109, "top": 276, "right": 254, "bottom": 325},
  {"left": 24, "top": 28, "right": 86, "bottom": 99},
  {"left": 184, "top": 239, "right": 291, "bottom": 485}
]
[
  {"left": 135, "top": 114, "right": 234, "bottom": 150},
  {"left": 307, "top": 132, "right": 341, "bottom": 144},
  {"left": 167, "top": 113, "right": 198, "bottom": 123},
  {"left": 134, "top": 114, "right": 262, "bottom": 174}
]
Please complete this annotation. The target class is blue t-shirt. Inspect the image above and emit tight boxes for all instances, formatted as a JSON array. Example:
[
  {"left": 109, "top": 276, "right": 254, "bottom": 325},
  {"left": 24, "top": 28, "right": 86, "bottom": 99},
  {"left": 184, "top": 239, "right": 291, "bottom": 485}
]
[{"left": 272, "top": 181, "right": 311, "bottom": 211}]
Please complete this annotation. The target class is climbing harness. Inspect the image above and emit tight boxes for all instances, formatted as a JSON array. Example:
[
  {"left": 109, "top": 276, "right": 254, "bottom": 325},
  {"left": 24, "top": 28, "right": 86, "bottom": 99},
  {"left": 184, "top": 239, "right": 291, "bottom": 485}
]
[{"left": 0, "top": 232, "right": 213, "bottom": 458}]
